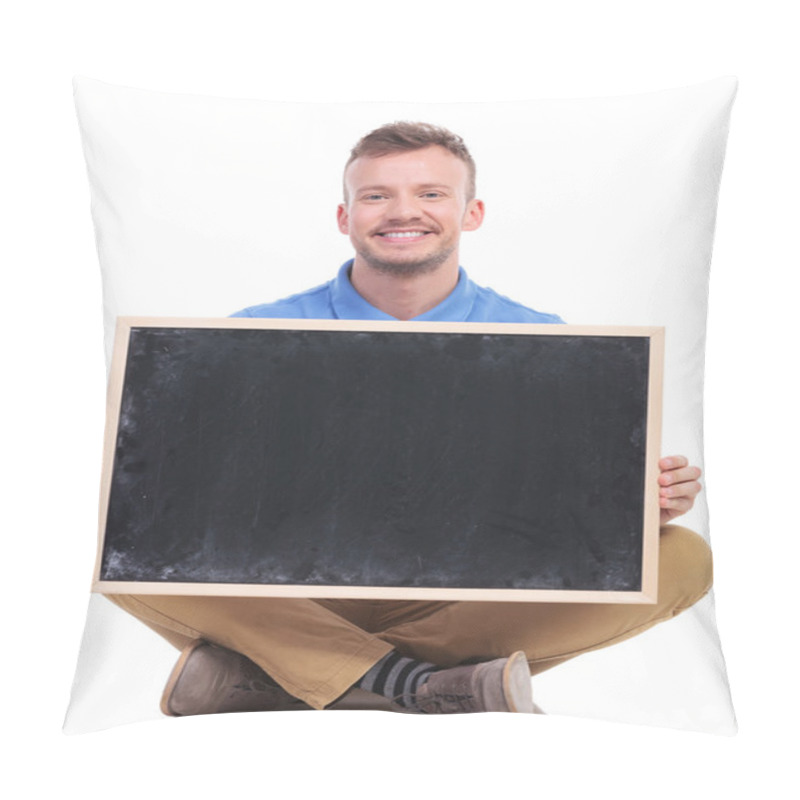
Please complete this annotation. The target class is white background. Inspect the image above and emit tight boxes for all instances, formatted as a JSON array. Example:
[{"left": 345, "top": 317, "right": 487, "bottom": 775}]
[{"left": 2, "top": 1, "right": 797, "bottom": 796}]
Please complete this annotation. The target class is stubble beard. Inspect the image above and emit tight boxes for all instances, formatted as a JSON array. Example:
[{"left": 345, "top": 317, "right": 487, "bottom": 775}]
[{"left": 356, "top": 242, "right": 456, "bottom": 278}]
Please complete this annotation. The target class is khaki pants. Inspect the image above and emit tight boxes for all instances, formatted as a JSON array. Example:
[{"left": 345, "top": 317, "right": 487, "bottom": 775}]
[{"left": 109, "top": 525, "right": 712, "bottom": 709}]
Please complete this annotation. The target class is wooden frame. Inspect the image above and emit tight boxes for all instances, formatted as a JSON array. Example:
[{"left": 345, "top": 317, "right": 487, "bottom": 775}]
[{"left": 93, "top": 317, "right": 664, "bottom": 603}]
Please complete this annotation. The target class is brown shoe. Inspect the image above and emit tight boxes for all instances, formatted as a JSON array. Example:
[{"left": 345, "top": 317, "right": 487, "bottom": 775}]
[
  {"left": 161, "top": 639, "right": 311, "bottom": 716},
  {"left": 409, "top": 651, "right": 534, "bottom": 714},
  {"left": 161, "top": 639, "right": 405, "bottom": 716}
]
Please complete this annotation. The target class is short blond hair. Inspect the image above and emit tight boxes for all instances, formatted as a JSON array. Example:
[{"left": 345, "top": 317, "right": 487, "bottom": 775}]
[{"left": 345, "top": 121, "right": 476, "bottom": 200}]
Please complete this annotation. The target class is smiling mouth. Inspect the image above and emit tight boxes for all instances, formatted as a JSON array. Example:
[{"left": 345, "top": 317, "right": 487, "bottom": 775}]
[{"left": 376, "top": 231, "right": 431, "bottom": 240}]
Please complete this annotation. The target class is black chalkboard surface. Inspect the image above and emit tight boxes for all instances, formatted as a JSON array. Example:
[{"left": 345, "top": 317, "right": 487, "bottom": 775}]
[{"left": 94, "top": 319, "right": 663, "bottom": 603}]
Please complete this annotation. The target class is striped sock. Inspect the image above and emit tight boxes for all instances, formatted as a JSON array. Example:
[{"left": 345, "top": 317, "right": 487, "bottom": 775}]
[{"left": 357, "top": 651, "right": 440, "bottom": 708}]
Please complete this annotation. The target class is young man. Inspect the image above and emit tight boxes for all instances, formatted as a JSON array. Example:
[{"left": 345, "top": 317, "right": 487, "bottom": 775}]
[{"left": 111, "top": 123, "right": 708, "bottom": 716}]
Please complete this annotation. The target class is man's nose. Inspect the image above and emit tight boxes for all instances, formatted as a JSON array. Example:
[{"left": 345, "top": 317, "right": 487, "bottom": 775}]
[{"left": 385, "top": 193, "right": 422, "bottom": 220}]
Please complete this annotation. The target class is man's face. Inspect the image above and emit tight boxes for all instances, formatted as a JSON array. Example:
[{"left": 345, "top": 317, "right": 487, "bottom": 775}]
[{"left": 337, "top": 146, "right": 484, "bottom": 277}]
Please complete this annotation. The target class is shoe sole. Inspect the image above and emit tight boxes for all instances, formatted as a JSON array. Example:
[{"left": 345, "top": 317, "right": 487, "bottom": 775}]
[
  {"left": 160, "top": 638, "right": 208, "bottom": 717},
  {"left": 502, "top": 651, "right": 535, "bottom": 713}
]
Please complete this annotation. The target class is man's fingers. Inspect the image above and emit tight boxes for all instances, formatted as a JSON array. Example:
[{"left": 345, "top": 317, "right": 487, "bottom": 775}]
[
  {"left": 659, "top": 494, "right": 696, "bottom": 511},
  {"left": 658, "top": 465, "right": 702, "bottom": 487},
  {"left": 659, "top": 480, "right": 702, "bottom": 501},
  {"left": 658, "top": 455, "right": 702, "bottom": 523},
  {"left": 659, "top": 455, "right": 689, "bottom": 471}
]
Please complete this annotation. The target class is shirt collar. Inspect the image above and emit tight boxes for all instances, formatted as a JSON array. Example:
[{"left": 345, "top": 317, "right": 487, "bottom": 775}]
[{"left": 330, "top": 260, "right": 477, "bottom": 322}]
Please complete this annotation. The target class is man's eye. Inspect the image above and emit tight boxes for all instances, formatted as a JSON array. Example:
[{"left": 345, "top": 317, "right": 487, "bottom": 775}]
[
  {"left": 363, "top": 194, "right": 385, "bottom": 201},
  {"left": 422, "top": 192, "right": 442, "bottom": 199}
]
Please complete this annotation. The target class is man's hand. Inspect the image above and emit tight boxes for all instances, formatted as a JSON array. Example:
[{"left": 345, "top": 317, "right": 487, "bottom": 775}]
[{"left": 658, "top": 455, "right": 702, "bottom": 525}]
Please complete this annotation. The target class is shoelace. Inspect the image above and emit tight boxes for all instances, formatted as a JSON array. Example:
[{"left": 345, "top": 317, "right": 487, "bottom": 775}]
[
  {"left": 400, "top": 690, "right": 478, "bottom": 714},
  {"left": 230, "top": 659, "right": 283, "bottom": 693},
  {"left": 231, "top": 679, "right": 274, "bottom": 693}
]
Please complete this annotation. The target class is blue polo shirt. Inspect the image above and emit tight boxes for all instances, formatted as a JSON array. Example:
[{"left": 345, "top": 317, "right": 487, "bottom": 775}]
[{"left": 232, "top": 261, "right": 564, "bottom": 324}]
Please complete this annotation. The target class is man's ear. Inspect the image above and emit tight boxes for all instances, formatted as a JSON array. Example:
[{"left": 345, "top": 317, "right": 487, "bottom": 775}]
[
  {"left": 336, "top": 203, "right": 349, "bottom": 234},
  {"left": 462, "top": 199, "right": 485, "bottom": 232}
]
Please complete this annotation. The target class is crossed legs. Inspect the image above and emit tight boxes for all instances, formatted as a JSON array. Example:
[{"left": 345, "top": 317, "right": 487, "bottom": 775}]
[{"left": 108, "top": 524, "right": 712, "bottom": 710}]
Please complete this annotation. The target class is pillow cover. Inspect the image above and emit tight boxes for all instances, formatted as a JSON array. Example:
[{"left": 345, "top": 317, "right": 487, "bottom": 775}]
[{"left": 65, "top": 76, "right": 737, "bottom": 733}]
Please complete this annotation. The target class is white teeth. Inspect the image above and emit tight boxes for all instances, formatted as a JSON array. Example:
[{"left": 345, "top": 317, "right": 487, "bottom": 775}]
[{"left": 381, "top": 231, "right": 426, "bottom": 238}]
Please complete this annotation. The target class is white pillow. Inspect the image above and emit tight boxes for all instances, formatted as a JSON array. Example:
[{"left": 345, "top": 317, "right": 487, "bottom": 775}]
[{"left": 66, "top": 76, "right": 737, "bottom": 733}]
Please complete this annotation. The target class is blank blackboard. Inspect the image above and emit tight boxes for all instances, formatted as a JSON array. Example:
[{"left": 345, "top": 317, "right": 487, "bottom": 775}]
[{"left": 94, "top": 318, "right": 663, "bottom": 603}]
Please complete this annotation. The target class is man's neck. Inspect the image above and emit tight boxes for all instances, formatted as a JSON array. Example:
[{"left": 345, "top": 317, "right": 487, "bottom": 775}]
[{"left": 349, "top": 259, "right": 460, "bottom": 321}]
